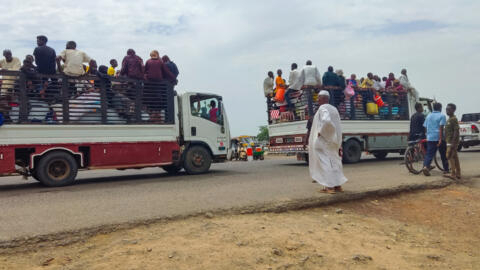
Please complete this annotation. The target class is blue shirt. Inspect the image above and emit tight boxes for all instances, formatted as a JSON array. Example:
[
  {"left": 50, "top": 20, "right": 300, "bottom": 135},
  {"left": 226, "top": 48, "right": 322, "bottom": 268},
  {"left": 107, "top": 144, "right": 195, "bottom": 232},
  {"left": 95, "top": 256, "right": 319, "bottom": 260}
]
[{"left": 423, "top": 111, "right": 446, "bottom": 141}]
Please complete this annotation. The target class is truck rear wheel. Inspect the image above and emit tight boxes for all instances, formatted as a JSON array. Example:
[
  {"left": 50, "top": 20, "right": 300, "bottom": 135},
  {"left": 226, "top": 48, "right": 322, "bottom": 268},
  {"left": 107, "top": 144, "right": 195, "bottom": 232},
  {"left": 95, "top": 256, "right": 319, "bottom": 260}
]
[
  {"left": 36, "top": 151, "right": 78, "bottom": 187},
  {"left": 343, "top": 139, "right": 362, "bottom": 164},
  {"left": 183, "top": 145, "right": 212, "bottom": 175}
]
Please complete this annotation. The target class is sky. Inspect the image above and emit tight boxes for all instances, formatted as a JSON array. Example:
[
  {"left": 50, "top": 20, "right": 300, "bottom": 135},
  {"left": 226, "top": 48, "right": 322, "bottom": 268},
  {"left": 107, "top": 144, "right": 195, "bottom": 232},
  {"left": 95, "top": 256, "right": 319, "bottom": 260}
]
[{"left": 1, "top": 0, "right": 479, "bottom": 136}]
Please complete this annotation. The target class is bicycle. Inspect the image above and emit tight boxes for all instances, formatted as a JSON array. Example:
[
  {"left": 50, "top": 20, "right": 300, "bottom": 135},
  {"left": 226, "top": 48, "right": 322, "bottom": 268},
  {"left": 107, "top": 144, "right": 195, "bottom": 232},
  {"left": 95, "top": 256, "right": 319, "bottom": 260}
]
[{"left": 404, "top": 138, "right": 445, "bottom": 174}]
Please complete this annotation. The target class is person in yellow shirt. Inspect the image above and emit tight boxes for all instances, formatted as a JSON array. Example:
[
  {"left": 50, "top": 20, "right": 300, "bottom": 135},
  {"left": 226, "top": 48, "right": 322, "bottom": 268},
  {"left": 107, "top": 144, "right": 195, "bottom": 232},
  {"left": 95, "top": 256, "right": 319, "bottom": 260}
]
[
  {"left": 360, "top": 72, "right": 374, "bottom": 88},
  {"left": 107, "top": 59, "right": 118, "bottom": 76}
]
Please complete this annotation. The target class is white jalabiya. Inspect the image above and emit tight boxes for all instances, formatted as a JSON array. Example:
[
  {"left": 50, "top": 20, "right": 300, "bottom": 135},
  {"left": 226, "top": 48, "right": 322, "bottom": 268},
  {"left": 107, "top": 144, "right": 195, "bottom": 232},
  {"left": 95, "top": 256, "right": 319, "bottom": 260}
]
[{"left": 308, "top": 104, "right": 348, "bottom": 187}]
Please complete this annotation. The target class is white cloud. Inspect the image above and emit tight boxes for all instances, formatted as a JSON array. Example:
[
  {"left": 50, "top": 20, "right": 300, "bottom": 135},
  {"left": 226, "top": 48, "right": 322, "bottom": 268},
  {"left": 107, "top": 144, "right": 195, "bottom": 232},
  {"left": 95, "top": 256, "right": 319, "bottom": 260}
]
[{"left": 1, "top": 0, "right": 479, "bottom": 135}]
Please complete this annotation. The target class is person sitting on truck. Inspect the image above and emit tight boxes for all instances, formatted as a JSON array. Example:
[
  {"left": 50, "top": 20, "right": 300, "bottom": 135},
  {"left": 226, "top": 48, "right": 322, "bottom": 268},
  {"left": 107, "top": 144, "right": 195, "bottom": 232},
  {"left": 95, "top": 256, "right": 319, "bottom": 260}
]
[
  {"left": 162, "top": 55, "right": 179, "bottom": 84},
  {"left": 107, "top": 59, "right": 118, "bottom": 77},
  {"left": 322, "top": 66, "right": 338, "bottom": 87},
  {"left": 0, "top": 49, "right": 22, "bottom": 95},
  {"left": 286, "top": 63, "right": 301, "bottom": 112},
  {"left": 274, "top": 69, "right": 286, "bottom": 103},
  {"left": 144, "top": 50, "right": 175, "bottom": 82},
  {"left": 299, "top": 60, "right": 322, "bottom": 88},
  {"left": 347, "top": 74, "right": 358, "bottom": 87},
  {"left": 385, "top": 73, "right": 396, "bottom": 89},
  {"left": 120, "top": 49, "right": 144, "bottom": 80},
  {"left": 209, "top": 100, "right": 219, "bottom": 123},
  {"left": 360, "top": 73, "right": 374, "bottom": 89},
  {"left": 263, "top": 71, "right": 274, "bottom": 98},
  {"left": 56, "top": 41, "right": 92, "bottom": 77}
]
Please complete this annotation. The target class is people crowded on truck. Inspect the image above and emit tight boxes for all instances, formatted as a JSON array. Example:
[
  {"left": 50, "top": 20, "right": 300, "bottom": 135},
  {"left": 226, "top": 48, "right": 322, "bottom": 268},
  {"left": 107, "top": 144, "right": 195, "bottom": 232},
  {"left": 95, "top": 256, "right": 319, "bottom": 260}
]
[
  {"left": 145, "top": 50, "right": 175, "bottom": 83},
  {"left": 264, "top": 60, "right": 416, "bottom": 123}
]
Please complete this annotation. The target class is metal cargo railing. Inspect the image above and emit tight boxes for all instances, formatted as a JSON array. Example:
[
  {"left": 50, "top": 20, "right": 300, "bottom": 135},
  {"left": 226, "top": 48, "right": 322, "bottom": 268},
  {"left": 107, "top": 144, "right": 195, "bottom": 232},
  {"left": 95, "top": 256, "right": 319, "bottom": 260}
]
[
  {"left": 0, "top": 70, "right": 175, "bottom": 125},
  {"left": 267, "top": 87, "right": 410, "bottom": 124}
]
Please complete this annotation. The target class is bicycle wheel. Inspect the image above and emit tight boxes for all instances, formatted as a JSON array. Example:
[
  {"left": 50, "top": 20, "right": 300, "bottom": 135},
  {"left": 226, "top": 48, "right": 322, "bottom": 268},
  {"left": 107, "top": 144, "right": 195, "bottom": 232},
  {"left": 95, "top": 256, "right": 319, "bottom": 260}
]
[
  {"left": 404, "top": 146, "right": 423, "bottom": 174},
  {"left": 434, "top": 151, "right": 445, "bottom": 172}
]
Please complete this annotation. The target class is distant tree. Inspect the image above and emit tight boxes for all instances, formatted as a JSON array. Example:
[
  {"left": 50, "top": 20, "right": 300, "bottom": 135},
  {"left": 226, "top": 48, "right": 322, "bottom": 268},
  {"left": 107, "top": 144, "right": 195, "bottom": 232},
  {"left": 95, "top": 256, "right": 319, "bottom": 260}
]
[{"left": 257, "top": 125, "right": 269, "bottom": 142}]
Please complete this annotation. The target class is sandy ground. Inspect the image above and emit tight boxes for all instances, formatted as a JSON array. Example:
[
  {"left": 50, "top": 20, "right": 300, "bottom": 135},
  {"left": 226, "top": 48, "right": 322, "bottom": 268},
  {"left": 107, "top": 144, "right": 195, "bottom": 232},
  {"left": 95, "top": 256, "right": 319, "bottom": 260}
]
[{"left": 1, "top": 181, "right": 479, "bottom": 270}]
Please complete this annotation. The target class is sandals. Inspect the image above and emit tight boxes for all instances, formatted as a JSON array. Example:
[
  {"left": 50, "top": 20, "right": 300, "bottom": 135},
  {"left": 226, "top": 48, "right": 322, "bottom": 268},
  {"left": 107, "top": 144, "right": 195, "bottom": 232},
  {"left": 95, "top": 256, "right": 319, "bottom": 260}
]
[{"left": 319, "top": 187, "right": 336, "bottom": 194}]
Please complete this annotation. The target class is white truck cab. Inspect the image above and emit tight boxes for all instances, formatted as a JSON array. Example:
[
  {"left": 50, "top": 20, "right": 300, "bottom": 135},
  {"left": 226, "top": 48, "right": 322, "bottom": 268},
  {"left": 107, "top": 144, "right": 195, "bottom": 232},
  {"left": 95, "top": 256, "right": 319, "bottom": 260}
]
[{"left": 179, "top": 92, "right": 231, "bottom": 164}]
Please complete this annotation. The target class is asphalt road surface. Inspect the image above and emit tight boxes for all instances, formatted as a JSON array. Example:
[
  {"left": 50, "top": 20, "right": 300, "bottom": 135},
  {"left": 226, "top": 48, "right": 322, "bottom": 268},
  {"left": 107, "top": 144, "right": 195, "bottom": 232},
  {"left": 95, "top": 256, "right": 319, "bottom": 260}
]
[{"left": 0, "top": 149, "right": 479, "bottom": 242}]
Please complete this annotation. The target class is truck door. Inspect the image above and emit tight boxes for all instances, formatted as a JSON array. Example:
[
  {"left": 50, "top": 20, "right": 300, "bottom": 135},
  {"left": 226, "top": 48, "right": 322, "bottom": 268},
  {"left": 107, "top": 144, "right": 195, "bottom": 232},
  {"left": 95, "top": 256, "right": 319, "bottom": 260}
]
[{"left": 183, "top": 94, "right": 229, "bottom": 157}]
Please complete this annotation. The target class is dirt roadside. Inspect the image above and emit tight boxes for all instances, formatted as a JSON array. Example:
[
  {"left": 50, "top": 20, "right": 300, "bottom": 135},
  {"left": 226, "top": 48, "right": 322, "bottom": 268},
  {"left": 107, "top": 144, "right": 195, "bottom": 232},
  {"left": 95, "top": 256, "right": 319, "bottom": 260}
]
[{"left": 1, "top": 180, "right": 479, "bottom": 270}]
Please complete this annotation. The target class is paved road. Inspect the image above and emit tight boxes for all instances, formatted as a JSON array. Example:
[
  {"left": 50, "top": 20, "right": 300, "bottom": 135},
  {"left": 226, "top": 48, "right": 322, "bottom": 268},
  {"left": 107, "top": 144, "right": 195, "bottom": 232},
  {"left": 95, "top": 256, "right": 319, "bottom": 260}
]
[{"left": 0, "top": 150, "right": 479, "bottom": 241}]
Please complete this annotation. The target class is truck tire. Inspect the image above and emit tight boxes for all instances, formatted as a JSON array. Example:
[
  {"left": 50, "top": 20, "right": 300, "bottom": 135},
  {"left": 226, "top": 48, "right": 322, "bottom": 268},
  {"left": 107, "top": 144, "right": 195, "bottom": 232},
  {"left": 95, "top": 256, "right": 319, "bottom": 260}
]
[
  {"left": 342, "top": 139, "right": 362, "bottom": 164},
  {"left": 457, "top": 144, "right": 462, "bottom": 152},
  {"left": 373, "top": 151, "right": 388, "bottom": 160},
  {"left": 162, "top": 164, "right": 182, "bottom": 175},
  {"left": 30, "top": 169, "right": 40, "bottom": 182},
  {"left": 183, "top": 145, "right": 212, "bottom": 175},
  {"left": 36, "top": 151, "right": 78, "bottom": 187}
]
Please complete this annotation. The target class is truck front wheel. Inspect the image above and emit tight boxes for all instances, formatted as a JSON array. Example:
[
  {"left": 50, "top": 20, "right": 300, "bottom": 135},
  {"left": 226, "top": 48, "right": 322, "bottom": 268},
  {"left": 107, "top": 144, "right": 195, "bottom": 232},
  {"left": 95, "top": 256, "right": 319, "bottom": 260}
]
[
  {"left": 342, "top": 139, "right": 362, "bottom": 164},
  {"left": 36, "top": 151, "right": 78, "bottom": 187},
  {"left": 183, "top": 145, "right": 212, "bottom": 175}
]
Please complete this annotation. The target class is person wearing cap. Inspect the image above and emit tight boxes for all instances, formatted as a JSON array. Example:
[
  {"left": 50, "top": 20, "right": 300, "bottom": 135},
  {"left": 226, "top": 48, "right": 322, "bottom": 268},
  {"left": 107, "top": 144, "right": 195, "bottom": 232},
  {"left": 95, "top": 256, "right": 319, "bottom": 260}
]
[
  {"left": 0, "top": 49, "right": 22, "bottom": 95},
  {"left": 308, "top": 90, "right": 348, "bottom": 194}
]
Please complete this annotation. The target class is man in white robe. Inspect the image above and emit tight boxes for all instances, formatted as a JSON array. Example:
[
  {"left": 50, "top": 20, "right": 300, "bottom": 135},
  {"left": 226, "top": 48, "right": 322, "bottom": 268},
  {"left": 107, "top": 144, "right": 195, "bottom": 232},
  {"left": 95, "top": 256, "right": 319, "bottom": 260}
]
[
  {"left": 399, "top": 68, "right": 419, "bottom": 111},
  {"left": 308, "top": 90, "right": 347, "bottom": 193}
]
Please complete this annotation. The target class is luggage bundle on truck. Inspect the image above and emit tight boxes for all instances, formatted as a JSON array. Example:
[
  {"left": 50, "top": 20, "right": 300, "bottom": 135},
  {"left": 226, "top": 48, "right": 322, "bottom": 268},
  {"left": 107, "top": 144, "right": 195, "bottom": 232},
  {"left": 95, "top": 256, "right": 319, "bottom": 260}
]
[
  {"left": 267, "top": 86, "right": 434, "bottom": 163},
  {"left": 0, "top": 70, "right": 231, "bottom": 186}
]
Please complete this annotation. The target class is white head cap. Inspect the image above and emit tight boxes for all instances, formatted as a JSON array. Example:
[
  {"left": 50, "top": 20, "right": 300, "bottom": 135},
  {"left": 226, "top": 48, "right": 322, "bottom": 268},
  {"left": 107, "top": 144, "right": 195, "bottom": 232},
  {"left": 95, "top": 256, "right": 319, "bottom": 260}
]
[{"left": 318, "top": 90, "right": 330, "bottom": 97}]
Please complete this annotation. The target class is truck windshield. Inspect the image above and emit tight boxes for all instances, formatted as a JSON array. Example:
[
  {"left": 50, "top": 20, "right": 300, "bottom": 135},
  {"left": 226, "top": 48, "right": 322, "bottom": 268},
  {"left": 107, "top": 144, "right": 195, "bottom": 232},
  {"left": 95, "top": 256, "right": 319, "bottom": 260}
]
[{"left": 190, "top": 95, "right": 223, "bottom": 125}]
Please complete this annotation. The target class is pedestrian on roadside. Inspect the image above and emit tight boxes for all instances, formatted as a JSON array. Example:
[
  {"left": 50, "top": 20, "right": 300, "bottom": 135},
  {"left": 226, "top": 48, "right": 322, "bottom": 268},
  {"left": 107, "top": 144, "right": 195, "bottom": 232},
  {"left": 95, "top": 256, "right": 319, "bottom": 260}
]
[
  {"left": 422, "top": 102, "right": 447, "bottom": 176},
  {"left": 309, "top": 90, "right": 348, "bottom": 194},
  {"left": 408, "top": 102, "right": 426, "bottom": 141},
  {"left": 444, "top": 103, "right": 461, "bottom": 180}
]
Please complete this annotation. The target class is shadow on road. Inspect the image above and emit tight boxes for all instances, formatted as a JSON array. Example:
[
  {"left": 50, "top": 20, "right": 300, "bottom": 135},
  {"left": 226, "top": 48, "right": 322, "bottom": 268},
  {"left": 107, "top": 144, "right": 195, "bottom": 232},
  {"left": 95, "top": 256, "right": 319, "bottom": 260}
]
[
  {"left": 0, "top": 169, "right": 237, "bottom": 192},
  {"left": 283, "top": 156, "right": 404, "bottom": 167}
]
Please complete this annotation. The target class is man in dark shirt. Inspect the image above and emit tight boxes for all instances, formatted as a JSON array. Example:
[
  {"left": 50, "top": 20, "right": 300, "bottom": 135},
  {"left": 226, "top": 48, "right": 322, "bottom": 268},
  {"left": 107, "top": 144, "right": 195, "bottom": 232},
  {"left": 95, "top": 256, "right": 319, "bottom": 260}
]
[
  {"left": 33, "top": 35, "right": 56, "bottom": 75},
  {"left": 120, "top": 49, "right": 144, "bottom": 80},
  {"left": 409, "top": 102, "right": 426, "bottom": 141},
  {"left": 322, "top": 66, "right": 340, "bottom": 105}
]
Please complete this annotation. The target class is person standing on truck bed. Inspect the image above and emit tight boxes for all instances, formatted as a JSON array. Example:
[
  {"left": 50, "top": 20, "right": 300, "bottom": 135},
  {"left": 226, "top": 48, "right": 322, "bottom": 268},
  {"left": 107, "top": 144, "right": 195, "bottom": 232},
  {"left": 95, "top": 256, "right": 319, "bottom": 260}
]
[
  {"left": 286, "top": 63, "right": 301, "bottom": 112},
  {"left": 162, "top": 55, "right": 179, "bottom": 84},
  {"left": 444, "top": 103, "right": 461, "bottom": 180},
  {"left": 322, "top": 66, "right": 339, "bottom": 105},
  {"left": 33, "top": 35, "right": 56, "bottom": 76},
  {"left": 263, "top": 71, "right": 274, "bottom": 98},
  {"left": 422, "top": 102, "right": 448, "bottom": 176},
  {"left": 120, "top": 49, "right": 144, "bottom": 80},
  {"left": 409, "top": 102, "right": 426, "bottom": 141},
  {"left": 309, "top": 90, "right": 348, "bottom": 194}
]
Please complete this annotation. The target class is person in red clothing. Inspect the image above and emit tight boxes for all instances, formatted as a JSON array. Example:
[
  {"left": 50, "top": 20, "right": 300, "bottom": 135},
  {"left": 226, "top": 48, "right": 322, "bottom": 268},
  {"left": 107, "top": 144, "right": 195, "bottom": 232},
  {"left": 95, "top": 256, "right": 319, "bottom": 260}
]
[
  {"left": 120, "top": 49, "right": 144, "bottom": 80},
  {"left": 209, "top": 100, "right": 218, "bottom": 123},
  {"left": 144, "top": 50, "right": 175, "bottom": 82}
]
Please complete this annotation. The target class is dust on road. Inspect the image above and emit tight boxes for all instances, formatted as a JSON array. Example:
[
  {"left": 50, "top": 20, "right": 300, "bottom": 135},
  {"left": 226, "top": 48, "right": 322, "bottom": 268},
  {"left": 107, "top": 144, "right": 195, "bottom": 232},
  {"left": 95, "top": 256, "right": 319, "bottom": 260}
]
[{"left": 1, "top": 182, "right": 479, "bottom": 270}]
